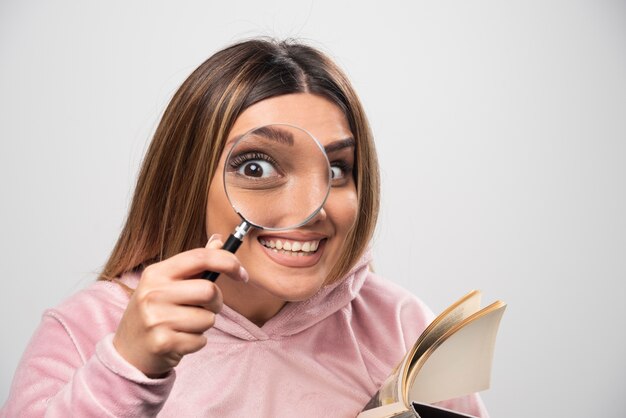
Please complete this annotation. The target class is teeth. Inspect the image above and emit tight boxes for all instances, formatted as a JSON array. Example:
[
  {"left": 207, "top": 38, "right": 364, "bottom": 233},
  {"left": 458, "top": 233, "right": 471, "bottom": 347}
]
[{"left": 259, "top": 238, "right": 322, "bottom": 254}]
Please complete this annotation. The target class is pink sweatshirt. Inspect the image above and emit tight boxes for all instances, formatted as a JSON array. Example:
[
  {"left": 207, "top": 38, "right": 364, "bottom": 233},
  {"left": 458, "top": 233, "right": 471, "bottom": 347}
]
[{"left": 1, "top": 252, "right": 488, "bottom": 417}]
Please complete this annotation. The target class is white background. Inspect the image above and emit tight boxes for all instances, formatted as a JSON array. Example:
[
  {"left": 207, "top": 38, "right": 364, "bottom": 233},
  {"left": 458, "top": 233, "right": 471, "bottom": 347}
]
[{"left": 1, "top": 1, "right": 625, "bottom": 416}]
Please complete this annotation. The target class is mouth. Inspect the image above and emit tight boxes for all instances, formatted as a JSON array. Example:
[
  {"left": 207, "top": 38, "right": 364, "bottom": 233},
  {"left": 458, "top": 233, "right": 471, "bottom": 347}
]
[
  {"left": 257, "top": 235, "right": 327, "bottom": 267},
  {"left": 258, "top": 237, "right": 322, "bottom": 256}
]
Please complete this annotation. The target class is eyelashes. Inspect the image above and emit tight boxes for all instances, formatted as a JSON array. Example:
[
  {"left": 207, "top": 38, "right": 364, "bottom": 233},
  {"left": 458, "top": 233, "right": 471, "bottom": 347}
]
[
  {"left": 330, "top": 160, "right": 353, "bottom": 183},
  {"left": 228, "top": 151, "right": 278, "bottom": 171},
  {"left": 227, "top": 151, "right": 282, "bottom": 181}
]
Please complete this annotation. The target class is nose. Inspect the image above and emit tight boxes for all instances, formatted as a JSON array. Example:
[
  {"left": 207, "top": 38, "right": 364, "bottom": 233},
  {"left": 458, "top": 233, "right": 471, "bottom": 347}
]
[{"left": 307, "top": 206, "right": 328, "bottom": 225}]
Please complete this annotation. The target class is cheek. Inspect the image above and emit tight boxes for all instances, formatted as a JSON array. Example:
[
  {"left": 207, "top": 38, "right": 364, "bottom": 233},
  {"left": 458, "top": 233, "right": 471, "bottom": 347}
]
[
  {"left": 329, "top": 187, "right": 359, "bottom": 235},
  {"left": 206, "top": 173, "right": 241, "bottom": 237}
]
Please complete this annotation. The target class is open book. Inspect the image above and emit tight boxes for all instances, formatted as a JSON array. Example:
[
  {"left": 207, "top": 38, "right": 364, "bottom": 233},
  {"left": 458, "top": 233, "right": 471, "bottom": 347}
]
[{"left": 358, "top": 290, "right": 506, "bottom": 418}]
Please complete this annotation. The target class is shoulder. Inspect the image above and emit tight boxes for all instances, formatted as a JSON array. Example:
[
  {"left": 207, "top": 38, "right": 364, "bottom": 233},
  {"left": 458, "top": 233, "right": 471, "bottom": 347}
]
[
  {"left": 43, "top": 278, "right": 132, "bottom": 361},
  {"left": 348, "top": 272, "right": 435, "bottom": 385},
  {"left": 49, "top": 278, "right": 131, "bottom": 322},
  {"left": 353, "top": 272, "right": 435, "bottom": 340},
  {"left": 357, "top": 273, "right": 431, "bottom": 311}
]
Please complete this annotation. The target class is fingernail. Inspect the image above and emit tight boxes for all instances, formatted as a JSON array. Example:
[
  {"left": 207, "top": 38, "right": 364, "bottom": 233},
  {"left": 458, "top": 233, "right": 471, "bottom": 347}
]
[
  {"left": 206, "top": 234, "right": 219, "bottom": 247},
  {"left": 238, "top": 266, "right": 249, "bottom": 283}
]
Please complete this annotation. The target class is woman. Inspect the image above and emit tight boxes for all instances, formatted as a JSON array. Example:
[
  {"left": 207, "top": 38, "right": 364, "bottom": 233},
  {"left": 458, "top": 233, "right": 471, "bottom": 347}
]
[{"left": 1, "top": 39, "right": 488, "bottom": 417}]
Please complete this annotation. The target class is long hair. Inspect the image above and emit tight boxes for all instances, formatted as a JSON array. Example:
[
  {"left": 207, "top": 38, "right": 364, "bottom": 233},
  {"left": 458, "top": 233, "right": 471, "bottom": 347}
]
[{"left": 99, "top": 38, "right": 379, "bottom": 285}]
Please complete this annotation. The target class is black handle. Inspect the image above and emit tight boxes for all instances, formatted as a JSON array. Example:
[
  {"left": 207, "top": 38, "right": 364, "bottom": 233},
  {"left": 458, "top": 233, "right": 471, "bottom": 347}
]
[{"left": 201, "top": 233, "right": 244, "bottom": 281}]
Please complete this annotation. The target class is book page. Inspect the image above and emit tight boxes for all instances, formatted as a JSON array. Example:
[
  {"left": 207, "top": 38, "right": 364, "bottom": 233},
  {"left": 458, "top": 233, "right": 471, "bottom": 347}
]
[
  {"left": 407, "top": 301, "right": 506, "bottom": 404},
  {"left": 403, "top": 290, "right": 483, "bottom": 393},
  {"left": 409, "top": 290, "right": 482, "bottom": 365},
  {"left": 360, "top": 291, "right": 506, "bottom": 416},
  {"left": 368, "top": 290, "right": 484, "bottom": 410}
]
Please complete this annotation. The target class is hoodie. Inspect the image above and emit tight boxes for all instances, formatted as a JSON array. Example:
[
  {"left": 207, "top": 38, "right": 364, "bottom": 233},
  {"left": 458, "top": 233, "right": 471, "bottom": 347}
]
[{"left": 1, "top": 252, "right": 488, "bottom": 417}]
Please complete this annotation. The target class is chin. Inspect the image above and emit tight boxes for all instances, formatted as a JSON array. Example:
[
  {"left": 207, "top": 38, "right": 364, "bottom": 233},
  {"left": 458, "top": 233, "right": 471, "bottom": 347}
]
[{"left": 253, "top": 271, "right": 327, "bottom": 302}]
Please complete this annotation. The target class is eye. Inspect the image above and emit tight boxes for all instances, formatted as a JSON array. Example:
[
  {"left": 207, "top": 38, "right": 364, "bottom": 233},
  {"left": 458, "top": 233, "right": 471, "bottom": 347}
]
[
  {"left": 329, "top": 160, "right": 352, "bottom": 183},
  {"left": 228, "top": 152, "right": 280, "bottom": 179},
  {"left": 238, "top": 160, "right": 277, "bottom": 178},
  {"left": 330, "top": 165, "right": 345, "bottom": 180}
]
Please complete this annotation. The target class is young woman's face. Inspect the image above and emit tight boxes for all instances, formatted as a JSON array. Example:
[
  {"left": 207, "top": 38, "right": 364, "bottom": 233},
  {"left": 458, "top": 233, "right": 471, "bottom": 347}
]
[{"left": 206, "top": 93, "right": 358, "bottom": 302}]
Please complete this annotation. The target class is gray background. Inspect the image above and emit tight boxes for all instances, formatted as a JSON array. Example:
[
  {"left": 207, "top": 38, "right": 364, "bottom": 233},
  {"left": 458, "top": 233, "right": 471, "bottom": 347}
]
[{"left": 1, "top": 1, "right": 625, "bottom": 416}]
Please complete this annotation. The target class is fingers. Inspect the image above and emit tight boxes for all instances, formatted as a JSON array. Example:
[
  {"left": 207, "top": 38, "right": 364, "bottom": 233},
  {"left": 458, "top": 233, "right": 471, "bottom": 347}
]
[
  {"left": 147, "top": 304, "right": 218, "bottom": 334},
  {"left": 142, "top": 244, "right": 248, "bottom": 283},
  {"left": 206, "top": 233, "right": 224, "bottom": 250},
  {"left": 140, "top": 279, "right": 224, "bottom": 313},
  {"left": 204, "top": 234, "right": 249, "bottom": 282},
  {"left": 145, "top": 329, "right": 208, "bottom": 358}
]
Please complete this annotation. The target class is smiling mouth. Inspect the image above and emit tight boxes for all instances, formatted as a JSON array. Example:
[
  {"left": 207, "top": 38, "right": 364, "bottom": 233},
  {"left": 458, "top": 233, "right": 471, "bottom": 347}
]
[{"left": 258, "top": 238, "right": 323, "bottom": 256}]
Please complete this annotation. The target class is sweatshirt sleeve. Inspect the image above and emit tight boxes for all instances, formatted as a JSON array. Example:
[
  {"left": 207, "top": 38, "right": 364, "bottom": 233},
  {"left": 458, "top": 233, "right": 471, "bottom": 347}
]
[{"left": 1, "top": 312, "right": 175, "bottom": 417}]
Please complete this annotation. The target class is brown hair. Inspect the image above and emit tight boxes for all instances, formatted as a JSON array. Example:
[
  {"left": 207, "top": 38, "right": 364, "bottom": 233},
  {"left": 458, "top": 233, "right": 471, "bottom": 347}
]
[{"left": 99, "top": 38, "right": 379, "bottom": 285}]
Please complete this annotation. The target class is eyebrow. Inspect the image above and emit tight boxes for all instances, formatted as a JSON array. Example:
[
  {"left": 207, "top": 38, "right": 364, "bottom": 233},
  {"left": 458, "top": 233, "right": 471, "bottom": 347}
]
[
  {"left": 226, "top": 128, "right": 354, "bottom": 153},
  {"left": 324, "top": 137, "right": 355, "bottom": 154},
  {"left": 228, "top": 126, "right": 295, "bottom": 148}
]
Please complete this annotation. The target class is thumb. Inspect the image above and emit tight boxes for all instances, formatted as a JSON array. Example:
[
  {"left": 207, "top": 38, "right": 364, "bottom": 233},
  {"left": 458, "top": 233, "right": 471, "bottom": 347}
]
[{"left": 206, "top": 233, "right": 224, "bottom": 250}]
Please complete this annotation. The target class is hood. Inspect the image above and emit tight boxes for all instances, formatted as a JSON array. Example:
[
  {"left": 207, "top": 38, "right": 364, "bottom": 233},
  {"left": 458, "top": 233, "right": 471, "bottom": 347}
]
[{"left": 213, "top": 249, "right": 372, "bottom": 341}]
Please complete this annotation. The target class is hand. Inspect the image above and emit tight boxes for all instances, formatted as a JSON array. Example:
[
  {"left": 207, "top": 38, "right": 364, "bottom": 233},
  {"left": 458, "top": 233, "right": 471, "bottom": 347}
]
[{"left": 112, "top": 234, "right": 248, "bottom": 378}]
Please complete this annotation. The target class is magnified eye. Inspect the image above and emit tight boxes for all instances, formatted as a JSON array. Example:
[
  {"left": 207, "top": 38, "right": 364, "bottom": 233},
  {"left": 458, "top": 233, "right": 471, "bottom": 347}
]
[
  {"left": 228, "top": 152, "right": 280, "bottom": 179},
  {"left": 239, "top": 160, "right": 276, "bottom": 178}
]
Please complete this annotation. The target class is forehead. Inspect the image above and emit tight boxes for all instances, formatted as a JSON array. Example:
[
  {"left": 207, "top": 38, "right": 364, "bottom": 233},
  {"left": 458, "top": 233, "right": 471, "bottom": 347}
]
[{"left": 228, "top": 93, "right": 353, "bottom": 146}]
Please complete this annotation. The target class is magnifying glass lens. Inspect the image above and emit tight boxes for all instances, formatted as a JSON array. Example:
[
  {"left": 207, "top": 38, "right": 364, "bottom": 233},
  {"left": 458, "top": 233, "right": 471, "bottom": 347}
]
[{"left": 224, "top": 124, "right": 330, "bottom": 230}]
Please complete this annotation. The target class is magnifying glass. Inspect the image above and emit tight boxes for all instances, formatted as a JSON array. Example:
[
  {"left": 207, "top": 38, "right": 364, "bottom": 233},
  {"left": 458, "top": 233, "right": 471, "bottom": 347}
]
[{"left": 202, "top": 124, "right": 331, "bottom": 281}]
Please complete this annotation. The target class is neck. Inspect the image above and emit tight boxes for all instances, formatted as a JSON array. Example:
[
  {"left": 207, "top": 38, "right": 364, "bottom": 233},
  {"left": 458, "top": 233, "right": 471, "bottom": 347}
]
[{"left": 216, "top": 276, "right": 286, "bottom": 327}]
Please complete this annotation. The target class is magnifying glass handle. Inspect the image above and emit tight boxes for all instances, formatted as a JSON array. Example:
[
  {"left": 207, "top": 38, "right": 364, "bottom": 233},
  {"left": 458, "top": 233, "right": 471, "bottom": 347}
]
[{"left": 202, "top": 221, "right": 252, "bottom": 282}]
